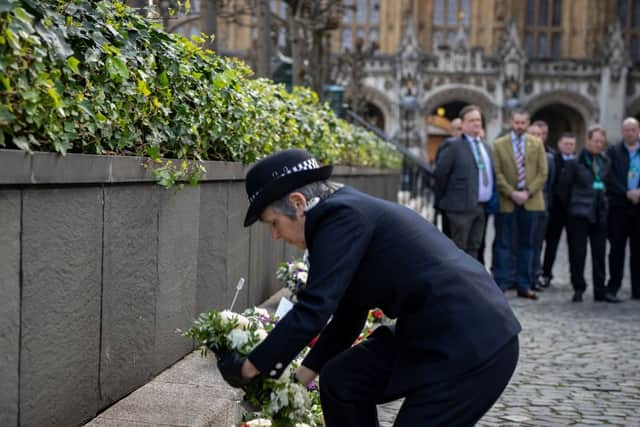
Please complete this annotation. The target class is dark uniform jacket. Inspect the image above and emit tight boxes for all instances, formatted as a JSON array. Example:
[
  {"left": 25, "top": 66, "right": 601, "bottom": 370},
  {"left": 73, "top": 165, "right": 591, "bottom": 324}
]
[
  {"left": 606, "top": 141, "right": 640, "bottom": 215},
  {"left": 434, "top": 135, "right": 494, "bottom": 212},
  {"left": 248, "top": 186, "right": 521, "bottom": 395},
  {"left": 557, "top": 149, "right": 610, "bottom": 224}
]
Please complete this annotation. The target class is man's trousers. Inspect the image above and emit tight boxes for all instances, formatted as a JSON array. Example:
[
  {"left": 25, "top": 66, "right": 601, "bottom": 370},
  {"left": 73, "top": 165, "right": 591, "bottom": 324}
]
[
  {"left": 566, "top": 216, "right": 607, "bottom": 297},
  {"left": 607, "top": 207, "right": 640, "bottom": 298},
  {"left": 318, "top": 326, "right": 519, "bottom": 427}
]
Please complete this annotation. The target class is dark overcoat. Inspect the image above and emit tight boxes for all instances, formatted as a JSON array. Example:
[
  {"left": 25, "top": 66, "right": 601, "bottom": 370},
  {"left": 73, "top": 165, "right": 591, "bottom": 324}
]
[
  {"left": 248, "top": 186, "right": 521, "bottom": 395},
  {"left": 557, "top": 150, "right": 610, "bottom": 224}
]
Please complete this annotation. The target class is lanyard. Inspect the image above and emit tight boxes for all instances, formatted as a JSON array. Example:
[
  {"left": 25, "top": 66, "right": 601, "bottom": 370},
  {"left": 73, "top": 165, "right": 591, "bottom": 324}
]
[
  {"left": 468, "top": 138, "right": 485, "bottom": 170},
  {"left": 584, "top": 153, "right": 603, "bottom": 190}
]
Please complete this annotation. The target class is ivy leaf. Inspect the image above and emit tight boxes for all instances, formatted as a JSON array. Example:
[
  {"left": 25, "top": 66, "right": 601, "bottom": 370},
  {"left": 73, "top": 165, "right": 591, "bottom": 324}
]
[
  {"left": 53, "top": 138, "right": 71, "bottom": 155},
  {"left": 0, "top": 105, "right": 16, "bottom": 126},
  {"left": 13, "top": 136, "right": 32, "bottom": 153},
  {"left": 105, "top": 56, "right": 129, "bottom": 81},
  {"left": 0, "top": 1, "right": 17, "bottom": 13},
  {"left": 66, "top": 56, "right": 80, "bottom": 74},
  {"left": 136, "top": 78, "right": 151, "bottom": 97},
  {"left": 35, "top": 22, "right": 72, "bottom": 60}
]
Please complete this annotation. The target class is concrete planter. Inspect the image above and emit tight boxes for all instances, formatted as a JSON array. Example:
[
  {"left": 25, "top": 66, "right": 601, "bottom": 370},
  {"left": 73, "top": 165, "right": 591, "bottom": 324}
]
[{"left": 0, "top": 149, "right": 400, "bottom": 427}]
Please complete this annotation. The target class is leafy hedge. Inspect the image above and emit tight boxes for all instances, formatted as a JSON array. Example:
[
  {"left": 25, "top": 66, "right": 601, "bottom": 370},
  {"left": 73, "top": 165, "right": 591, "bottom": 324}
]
[{"left": 0, "top": 0, "right": 399, "bottom": 186}]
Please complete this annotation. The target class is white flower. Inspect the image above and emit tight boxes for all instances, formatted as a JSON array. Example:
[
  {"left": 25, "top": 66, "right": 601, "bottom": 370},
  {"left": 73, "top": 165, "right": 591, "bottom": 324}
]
[
  {"left": 290, "top": 383, "right": 309, "bottom": 409},
  {"left": 295, "top": 271, "right": 308, "bottom": 283},
  {"left": 245, "top": 419, "right": 272, "bottom": 426},
  {"left": 255, "top": 328, "right": 268, "bottom": 341},
  {"left": 219, "top": 310, "right": 250, "bottom": 328},
  {"left": 227, "top": 329, "right": 250, "bottom": 351},
  {"left": 294, "top": 261, "right": 307, "bottom": 271}
]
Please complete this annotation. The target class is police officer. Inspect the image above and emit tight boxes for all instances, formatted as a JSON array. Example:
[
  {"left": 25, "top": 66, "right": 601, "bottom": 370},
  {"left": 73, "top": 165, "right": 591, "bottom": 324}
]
[{"left": 217, "top": 149, "right": 521, "bottom": 426}]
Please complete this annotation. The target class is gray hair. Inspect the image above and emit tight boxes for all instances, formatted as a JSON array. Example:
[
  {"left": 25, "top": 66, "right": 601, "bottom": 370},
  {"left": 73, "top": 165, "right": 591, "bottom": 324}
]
[
  {"left": 269, "top": 180, "right": 342, "bottom": 220},
  {"left": 622, "top": 117, "right": 639, "bottom": 127}
]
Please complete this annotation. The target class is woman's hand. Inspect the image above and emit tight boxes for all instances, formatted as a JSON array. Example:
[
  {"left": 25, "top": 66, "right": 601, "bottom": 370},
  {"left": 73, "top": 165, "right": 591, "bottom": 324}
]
[{"left": 295, "top": 365, "right": 318, "bottom": 386}]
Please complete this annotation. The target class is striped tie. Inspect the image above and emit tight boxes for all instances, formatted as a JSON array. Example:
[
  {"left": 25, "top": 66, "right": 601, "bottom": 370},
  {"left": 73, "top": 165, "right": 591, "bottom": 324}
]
[{"left": 516, "top": 136, "right": 526, "bottom": 189}]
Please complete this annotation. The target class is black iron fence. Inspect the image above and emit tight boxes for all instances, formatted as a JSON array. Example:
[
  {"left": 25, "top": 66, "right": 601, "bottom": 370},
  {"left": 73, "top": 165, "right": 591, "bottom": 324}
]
[{"left": 344, "top": 109, "right": 438, "bottom": 222}]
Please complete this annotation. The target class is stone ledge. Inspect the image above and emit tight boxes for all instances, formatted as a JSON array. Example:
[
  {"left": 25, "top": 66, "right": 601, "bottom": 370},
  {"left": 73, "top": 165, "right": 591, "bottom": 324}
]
[
  {"left": 85, "top": 352, "right": 244, "bottom": 427},
  {"left": 0, "top": 149, "right": 399, "bottom": 185}
]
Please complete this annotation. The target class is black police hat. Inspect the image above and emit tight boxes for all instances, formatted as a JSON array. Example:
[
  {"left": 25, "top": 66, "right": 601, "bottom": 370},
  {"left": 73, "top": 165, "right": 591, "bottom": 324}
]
[{"left": 244, "top": 149, "right": 333, "bottom": 227}]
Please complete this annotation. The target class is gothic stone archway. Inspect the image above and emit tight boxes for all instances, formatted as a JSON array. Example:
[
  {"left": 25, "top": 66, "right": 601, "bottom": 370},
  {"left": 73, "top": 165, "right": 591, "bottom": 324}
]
[{"left": 527, "top": 90, "right": 595, "bottom": 147}]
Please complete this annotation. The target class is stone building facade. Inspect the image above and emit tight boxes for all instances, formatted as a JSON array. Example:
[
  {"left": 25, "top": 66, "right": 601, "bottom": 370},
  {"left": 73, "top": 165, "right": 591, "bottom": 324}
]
[{"left": 156, "top": 0, "right": 640, "bottom": 159}]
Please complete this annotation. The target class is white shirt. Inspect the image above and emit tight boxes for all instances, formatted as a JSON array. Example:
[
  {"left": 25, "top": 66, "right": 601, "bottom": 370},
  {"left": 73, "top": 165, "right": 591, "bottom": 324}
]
[{"left": 464, "top": 134, "right": 493, "bottom": 203}]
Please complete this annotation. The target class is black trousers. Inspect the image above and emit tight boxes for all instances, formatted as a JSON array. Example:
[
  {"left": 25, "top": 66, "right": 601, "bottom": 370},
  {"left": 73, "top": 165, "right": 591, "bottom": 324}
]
[
  {"left": 319, "top": 327, "right": 519, "bottom": 427},
  {"left": 607, "top": 207, "right": 640, "bottom": 298},
  {"left": 566, "top": 216, "right": 607, "bottom": 297},
  {"left": 542, "top": 206, "right": 568, "bottom": 280}
]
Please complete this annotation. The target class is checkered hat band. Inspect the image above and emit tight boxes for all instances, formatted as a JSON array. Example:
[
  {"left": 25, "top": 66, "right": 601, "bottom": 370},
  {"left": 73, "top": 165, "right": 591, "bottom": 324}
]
[{"left": 248, "top": 158, "right": 321, "bottom": 203}]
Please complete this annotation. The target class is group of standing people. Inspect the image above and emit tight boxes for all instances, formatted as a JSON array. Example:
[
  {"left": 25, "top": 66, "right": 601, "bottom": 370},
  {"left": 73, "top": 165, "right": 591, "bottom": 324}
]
[{"left": 435, "top": 108, "right": 640, "bottom": 303}]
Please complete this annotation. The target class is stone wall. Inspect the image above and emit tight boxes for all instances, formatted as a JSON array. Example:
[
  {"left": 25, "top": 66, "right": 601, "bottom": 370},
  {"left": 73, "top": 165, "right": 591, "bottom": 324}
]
[{"left": 0, "top": 150, "right": 399, "bottom": 427}]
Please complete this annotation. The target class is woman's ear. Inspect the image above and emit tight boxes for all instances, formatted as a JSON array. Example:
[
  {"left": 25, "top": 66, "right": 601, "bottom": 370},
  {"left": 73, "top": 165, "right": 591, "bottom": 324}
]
[{"left": 288, "top": 192, "right": 307, "bottom": 216}]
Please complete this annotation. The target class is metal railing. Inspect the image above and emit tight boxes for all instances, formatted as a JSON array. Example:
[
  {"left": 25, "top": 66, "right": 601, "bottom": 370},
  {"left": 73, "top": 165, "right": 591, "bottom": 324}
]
[{"left": 344, "top": 109, "right": 438, "bottom": 222}]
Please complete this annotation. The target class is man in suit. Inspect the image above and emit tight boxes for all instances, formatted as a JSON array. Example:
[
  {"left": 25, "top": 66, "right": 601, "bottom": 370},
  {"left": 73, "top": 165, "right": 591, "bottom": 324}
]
[
  {"left": 435, "top": 105, "right": 494, "bottom": 259},
  {"left": 528, "top": 121, "right": 555, "bottom": 291},
  {"left": 216, "top": 149, "right": 521, "bottom": 426},
  {"left": 605, "top": 117, "right": 640, "bottom": 300},
  {"left": 434, "top": 117, "right": 464, "bottom": 237},
  {"left": 492, "top": 109, "right": 548, "bottom": 300},
  {"left": 541, "top": 133, "right": 577, "bottom": 287}
]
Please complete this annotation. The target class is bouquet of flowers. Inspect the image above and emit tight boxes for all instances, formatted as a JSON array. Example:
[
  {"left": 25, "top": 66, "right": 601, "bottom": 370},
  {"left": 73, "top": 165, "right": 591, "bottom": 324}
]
[
  {"left": 183, "top": 307, "right": 323, "bottom": 427},
  {"left": 275, "top": 254, "right": 309, "bottom": 299}
]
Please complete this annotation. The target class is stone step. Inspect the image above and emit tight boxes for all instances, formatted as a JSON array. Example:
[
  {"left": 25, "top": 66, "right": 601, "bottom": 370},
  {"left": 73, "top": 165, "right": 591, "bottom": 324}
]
[{"left": 85, "top": 352, "right": 244, "bottom": 427}]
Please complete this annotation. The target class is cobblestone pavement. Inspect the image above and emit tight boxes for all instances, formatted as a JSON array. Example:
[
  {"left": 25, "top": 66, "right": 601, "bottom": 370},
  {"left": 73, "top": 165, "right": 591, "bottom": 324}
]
[{"left": 378, "top": 224, "right": 640, "bottom": 426}]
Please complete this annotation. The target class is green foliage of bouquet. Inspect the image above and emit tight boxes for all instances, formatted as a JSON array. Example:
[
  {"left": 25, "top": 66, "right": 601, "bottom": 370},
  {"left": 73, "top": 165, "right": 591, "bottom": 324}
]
[
  {"left": 183, "top": 307, "right": 324, "bottom": 427},
  {"left": 0, "top": 0, "right": 400, "bottom": 187}
]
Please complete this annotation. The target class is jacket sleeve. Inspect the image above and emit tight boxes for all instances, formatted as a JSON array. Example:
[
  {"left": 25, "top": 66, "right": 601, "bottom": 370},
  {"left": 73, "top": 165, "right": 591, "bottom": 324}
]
[
  {"left": 492, "top": 139, "right": 516, "bottom": 198},
  {"left": 301, "top": 297, "right": 369, "bottom": 373},
  {"left": 526, "top": 139, "right": 549, "bottom": 196},
  {"left": 247, "top": 204, "right": 373, "bottom": 379},
  {"left": 433, "top": 139, "right": 456, "bottom": 200}
]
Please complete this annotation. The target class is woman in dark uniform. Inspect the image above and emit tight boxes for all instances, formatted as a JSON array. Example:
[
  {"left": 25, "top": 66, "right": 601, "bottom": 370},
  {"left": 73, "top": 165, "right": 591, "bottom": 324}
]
[{"left": 217, "top": 149, "right": 521, "bottom": 426}]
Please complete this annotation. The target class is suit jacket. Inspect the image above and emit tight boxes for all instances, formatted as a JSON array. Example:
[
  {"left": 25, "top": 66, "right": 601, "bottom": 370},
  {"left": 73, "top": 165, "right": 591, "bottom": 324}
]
[
  {"left": 248, "top": 187, "right": 521, "bottom": 395},
  {"left": 606, "top": 141, "right": 640, "bottom": 215},
  {"left": 434, "top": 135, "right": 494, "bottom": 212},
  {"left": 543, "top": 151, "right": 556, "bottom": 211},
  {"left": 492, "top": 133, "right": 548, "bottom": 213},
  {"left": 557, "top": 149, "right": 610, "bottom": 224}
]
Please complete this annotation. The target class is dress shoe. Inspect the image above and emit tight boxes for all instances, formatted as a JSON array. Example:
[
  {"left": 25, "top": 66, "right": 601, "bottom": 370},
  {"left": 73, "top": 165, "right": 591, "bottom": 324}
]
[
  {"left": 572, "top": 292, "right": 583, "bottom": 303},
  {"left": 594, "top": 293, "right": 621, "bottom": 303},
  {"left": 517, "top": 289, "right": 538, "bottom": 300},
  {"left": 531, "top": 284, "right": 544, "bottom": 293},
  {"left": 602, "top": 293, "right": 622, "bottom": 303},
  {"left": 539, "top": 276, "right": 552, "bottom": 288}
]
